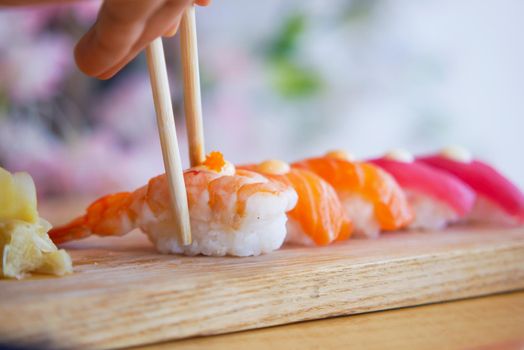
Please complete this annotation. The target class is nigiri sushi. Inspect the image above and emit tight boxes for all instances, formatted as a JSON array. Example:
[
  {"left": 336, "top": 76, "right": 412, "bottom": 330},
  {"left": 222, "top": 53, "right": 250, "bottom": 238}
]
[
  {"left": 369, "top": 149, "right": 476, "bottom": 230},
  {"left": 293, "top": 151, "right": 413, "bottom": 238},
  {"left": 241, "top": 160, "right": 352, "bottom": 246},
  {"left": 50, "top": 152, "right": 298, "bottom": 256},
  {"left": 418, "top": 146, "right": 524, "bottom": 226}
]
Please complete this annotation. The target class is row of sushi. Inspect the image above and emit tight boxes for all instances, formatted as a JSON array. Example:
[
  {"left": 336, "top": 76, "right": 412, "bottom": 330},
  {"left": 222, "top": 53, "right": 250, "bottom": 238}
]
[{"left": 49, "top": 146, "right": 524, "bottom": 257}]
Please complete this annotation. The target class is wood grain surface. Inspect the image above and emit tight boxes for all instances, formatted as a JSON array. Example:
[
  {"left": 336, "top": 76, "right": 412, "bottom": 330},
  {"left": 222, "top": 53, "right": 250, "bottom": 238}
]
[
  {"left": 140, "top": 291, "right": 524, "bottom": 350},
  {"left": 0, "top": 200, "right": 523, "bottom": 349}
]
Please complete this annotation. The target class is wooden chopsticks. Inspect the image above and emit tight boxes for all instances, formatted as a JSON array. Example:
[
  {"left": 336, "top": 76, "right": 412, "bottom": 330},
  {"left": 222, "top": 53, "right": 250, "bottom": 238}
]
[
  {"left": 180, "top": 6, "right": 206, "bottom": 167},
  {"left": 146, "top": 39, "right": 192, "bottom": 246},
  {"left": 144, "top": 6, "right": 206, "bottom": 246}
]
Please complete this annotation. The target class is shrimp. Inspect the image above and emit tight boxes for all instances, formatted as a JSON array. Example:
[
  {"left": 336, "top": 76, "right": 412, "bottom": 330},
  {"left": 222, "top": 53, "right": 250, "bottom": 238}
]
[{"left": 50, "top": 152, "right": 298, "bottom": 256}]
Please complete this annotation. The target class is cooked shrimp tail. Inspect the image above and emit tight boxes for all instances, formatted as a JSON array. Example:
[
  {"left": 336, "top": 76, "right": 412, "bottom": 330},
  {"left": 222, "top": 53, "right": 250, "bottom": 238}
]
[{"left": 49, "top": 192, "right": 139, "bottom": 244}]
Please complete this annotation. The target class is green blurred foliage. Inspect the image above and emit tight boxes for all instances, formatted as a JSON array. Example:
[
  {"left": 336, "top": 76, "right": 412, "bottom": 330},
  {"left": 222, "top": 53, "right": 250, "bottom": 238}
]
[
  {"left": 266, "top": 13, "right": 323, "bottom": 99},
  {"left": 268, "top": 13, "right": 306, "bottom": 60},
  {"left": 342, "top": 0, "right": 380, "bottom": 23},
  {"left": 270, "top": 59, "right": 323, "bottom": 99}
]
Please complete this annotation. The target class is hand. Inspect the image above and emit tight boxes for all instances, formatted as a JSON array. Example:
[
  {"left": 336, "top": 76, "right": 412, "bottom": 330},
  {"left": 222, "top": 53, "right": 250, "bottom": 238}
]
[{"left": 75, "top": 0, "right": 211, "bottom": 79}]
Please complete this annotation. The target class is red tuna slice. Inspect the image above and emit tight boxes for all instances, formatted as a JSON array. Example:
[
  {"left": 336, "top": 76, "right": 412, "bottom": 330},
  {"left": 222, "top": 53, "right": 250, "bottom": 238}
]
[
  {"left": 418, "top": 155, "right": 524, "bottom": 222},
  {"left": 369, "top": 158, "right": 476, "bottom": 216}
]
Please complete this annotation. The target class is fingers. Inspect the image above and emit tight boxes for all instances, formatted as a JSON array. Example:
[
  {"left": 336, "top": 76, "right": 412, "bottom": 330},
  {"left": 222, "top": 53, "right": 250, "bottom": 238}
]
[
  {"left": 99, "top": 11, "right": 182, "bottom": 79},
  {"left": 164, "top": 20, "right": 181, "bottom": 37},
  {"left": 195, "top": 0, "right": 212, "bottom": 6},
  {"left": 75, "top": 0, "right": 164, "bottom": 77},
  {"left": 99, "top": 7, "right": 184, "bottom": 79},
  {"left": 135, "top": 1, "right": 185, "bottom": 48},
  {"left": 164, "top": 0, "right": 210, "bottom": 37},
  {"left": 75, "top": 0, "right": 192, "bottom": 79}
]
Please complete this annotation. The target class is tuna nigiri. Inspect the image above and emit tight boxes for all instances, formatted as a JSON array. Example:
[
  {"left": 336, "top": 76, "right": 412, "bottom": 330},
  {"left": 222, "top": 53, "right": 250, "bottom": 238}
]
[
  {"left": 293, "top": 151, "right": 413, "bottom": 238},
  {"left": 418, "top": 146, "right": 524, "bottom": 226},
  {"left": 241, "top": 160, "right": 352, "bottom": 246},
  {"left": 369, "top": 149, "right": 476, "bottom": 230},
  {"left": 50, "top": 152, "right": 298, "bottom": 256}
]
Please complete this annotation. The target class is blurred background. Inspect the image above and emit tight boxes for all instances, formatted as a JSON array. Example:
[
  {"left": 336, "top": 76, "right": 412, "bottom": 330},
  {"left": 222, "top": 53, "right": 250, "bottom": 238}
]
[{"left": 0, "top": 0, "right": 522, "bottom": 199}]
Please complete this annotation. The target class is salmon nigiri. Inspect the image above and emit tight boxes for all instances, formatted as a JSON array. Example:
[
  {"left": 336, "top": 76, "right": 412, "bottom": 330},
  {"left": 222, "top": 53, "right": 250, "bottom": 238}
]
[
  {"left": 241, "top": 160, "right": 352, "bottom": 246},
  {"left": 418, "top": 146, "right": 524, "bottom": 226},
  {"left": 293, "top": 151, "right": 412, "bottom": 238},
  {"left": 369, "top": 149, "right": 476, "bottom": 230}
]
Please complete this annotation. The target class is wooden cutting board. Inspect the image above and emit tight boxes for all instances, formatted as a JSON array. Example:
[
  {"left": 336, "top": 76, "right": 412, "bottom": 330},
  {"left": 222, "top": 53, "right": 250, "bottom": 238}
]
[{"left": 1, "top": 225, "right": 523, "bottom": 350}]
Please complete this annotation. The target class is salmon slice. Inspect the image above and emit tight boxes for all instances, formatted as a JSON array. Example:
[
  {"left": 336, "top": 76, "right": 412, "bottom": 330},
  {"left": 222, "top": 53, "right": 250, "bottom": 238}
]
[
  {"left": 241, "top": 163, "right": 352, "bottom": 245},
  {"left": 293, "top": 156, "right": 413, "bottom": 233}
]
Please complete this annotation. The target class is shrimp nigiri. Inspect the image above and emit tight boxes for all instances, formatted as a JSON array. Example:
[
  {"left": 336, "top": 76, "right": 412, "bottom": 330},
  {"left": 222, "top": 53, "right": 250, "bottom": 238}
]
[
  {"left": 241, "top": 160, "right": 352, "bottom": 246},
  {"left": 293, "top": 151, "right": 412, "bottom": 238},
  {"left": 418, "top": 146, "right": 524, "bottom": 226},
  {"left": 369, "top": 149, "right": 476, "bottom": 230},
  {"left": 50, "top": 152, "right": 298, "bottom": 256}
]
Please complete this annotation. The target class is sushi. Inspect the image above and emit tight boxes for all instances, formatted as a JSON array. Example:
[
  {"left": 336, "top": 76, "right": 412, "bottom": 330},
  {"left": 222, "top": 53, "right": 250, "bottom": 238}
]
[
  {"left": 241, "top": 159, "right": 352, "bottom": 246},
  {"left": 369, "top": 149, "right": 476, "bottom": 230},
  {"left": 47, "top": 146, "right": 522, "bottom": 258},
  {"left": 50, "top": 152, "right": 298, "bottom": 256},
  {"left": 418, "top": 146, "right": 524, "bottom": 226},
  {"left": 293, "top": 151, "right": 412, "bottom": 238}
]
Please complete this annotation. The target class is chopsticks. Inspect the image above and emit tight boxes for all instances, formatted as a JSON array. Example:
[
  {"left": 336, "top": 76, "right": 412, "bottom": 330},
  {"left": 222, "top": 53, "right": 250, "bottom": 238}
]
[
  {"left": 146, "top": 39, "right": 192, "bottom": 246},
  {"left": 144, "top": 7, "right": 205, "bottom": 246},
  {"left": 180, "top": 6, "right": 205, "bottom": 167}
]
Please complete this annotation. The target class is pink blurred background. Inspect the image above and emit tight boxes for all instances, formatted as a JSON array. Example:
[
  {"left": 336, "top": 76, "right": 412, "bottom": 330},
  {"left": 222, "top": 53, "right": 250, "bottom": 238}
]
[{"left": 0, "top": 0, "right": 523, "bottom": 199}]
